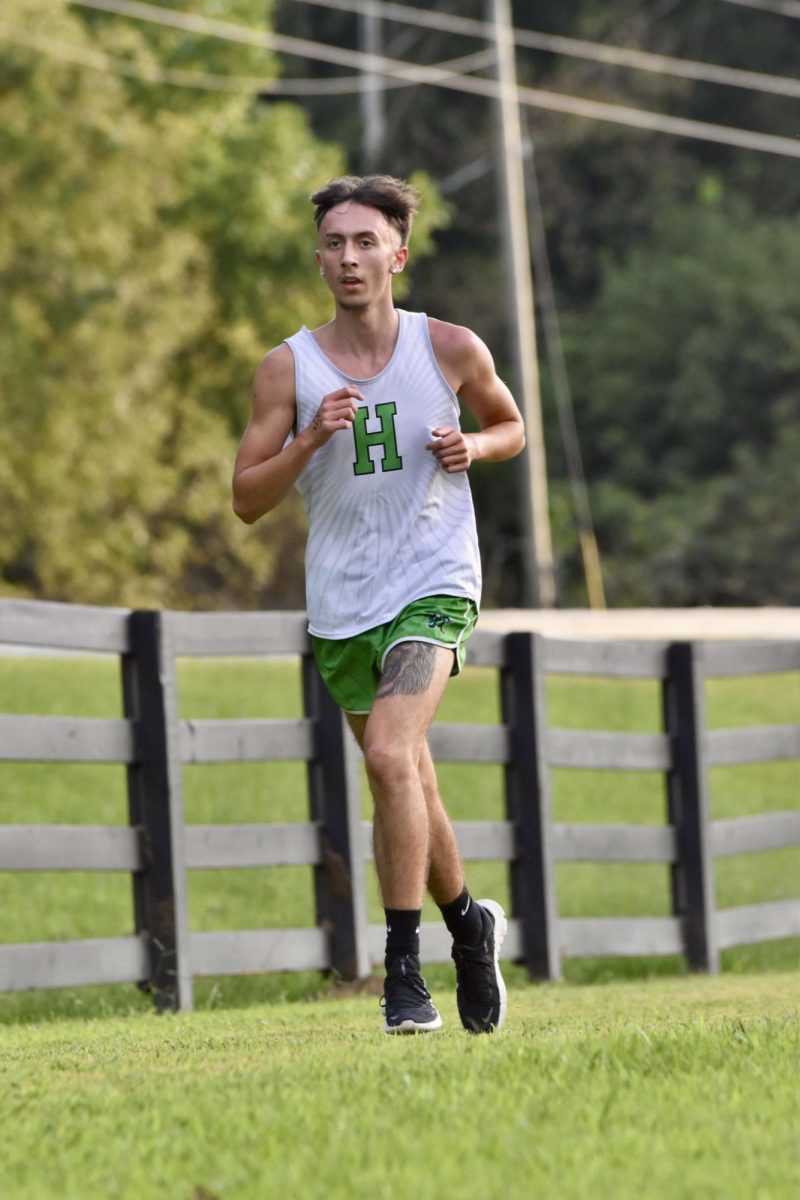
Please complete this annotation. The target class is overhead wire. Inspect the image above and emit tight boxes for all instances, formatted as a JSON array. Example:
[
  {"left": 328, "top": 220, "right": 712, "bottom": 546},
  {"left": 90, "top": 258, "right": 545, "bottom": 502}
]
[
  {"left": 276, "top": 47, "right": 496, "bottom": 94},
  {"left": 65, "top": 0, "right": 800, "bottom": 159},
  {"left": 0, "top": 25, "right": 493, "bottom": 95},
  {"left": 0, "top": 25, "right": 267, "bottom": 90},
  {"left": 296, "top": 0, "right": 800, "bottom": 100}
]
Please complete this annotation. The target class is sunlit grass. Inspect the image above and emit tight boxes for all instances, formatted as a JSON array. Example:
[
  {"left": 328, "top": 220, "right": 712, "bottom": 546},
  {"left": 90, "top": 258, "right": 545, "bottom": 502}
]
[{"left": 1, "top": 974, "right": 798, "bottom": 1200}]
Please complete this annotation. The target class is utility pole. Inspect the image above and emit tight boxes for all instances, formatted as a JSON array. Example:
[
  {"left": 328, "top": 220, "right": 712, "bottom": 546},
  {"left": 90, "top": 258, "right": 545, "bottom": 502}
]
[
  {"left": 486, "top": 0, "right": 556, "bottom": 607},
  {"left": 358, "top": 9, "right": 386, "bottom": 172}
]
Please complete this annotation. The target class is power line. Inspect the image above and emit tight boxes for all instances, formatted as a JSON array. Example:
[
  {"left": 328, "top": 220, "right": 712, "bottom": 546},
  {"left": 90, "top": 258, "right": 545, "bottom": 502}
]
[
  {"left": 718, "top": 0, "right": 800, "bottom": 15},
  {"left": 66, "top": 0, "right": 800, "bottom": 159},
  {"left": 0, "top": 26, "right": 492, "bottom": 96},
  {"left": 278, "top": 47, "right": 496, "bottom": 93},
  {"left": 296, "top": 0, "right": 800, "bottom": 100}
]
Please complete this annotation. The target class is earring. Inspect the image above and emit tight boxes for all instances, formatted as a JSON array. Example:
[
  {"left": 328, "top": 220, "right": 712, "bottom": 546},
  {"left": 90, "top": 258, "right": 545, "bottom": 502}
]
[{"left": 319, "top": 267, "right": 325, "bottom": 276}]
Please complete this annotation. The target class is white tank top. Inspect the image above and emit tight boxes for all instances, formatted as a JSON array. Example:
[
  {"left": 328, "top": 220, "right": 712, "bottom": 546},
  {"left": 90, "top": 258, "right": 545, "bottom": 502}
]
[{"left": 285, "top": 309, "right": 482, "bottom": 638}]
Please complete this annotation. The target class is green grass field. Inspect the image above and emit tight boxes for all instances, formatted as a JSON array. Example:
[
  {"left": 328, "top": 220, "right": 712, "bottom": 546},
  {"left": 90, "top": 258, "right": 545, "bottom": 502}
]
[
  {"left": 0, "top": 654, "right": 797, "bottom": 1198},
  {"left": 1, "top": 975, "right": 798, "bottom": 1199}
]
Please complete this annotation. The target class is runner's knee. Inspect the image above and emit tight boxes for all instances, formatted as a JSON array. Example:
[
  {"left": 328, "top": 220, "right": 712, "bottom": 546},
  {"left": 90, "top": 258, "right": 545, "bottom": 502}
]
[{"left": 363, "top": 737, "right": 418, "bottom": 792}]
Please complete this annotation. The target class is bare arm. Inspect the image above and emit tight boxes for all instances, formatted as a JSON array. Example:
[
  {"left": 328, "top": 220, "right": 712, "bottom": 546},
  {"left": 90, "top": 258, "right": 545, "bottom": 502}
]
[
  {"left": 232, "top": 344, "right": 363, "bottom": 524},
  {"left": 426, "top": 319, "right": 525, "bottom": 473}
]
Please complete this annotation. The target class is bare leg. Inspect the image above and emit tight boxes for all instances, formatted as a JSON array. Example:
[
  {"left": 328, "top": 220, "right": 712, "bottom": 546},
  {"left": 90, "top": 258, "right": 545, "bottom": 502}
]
[
  {"left": 345, "top": 643, "right": 464, "bottom": 910},
  {"left": 418, "top": 740, "right": 465, "bottom": 905},
  {"left": 348, "top": 649, "right": 507, "bottom": 1035},
  {"left": 345, "top": 718, "right": 429, "bottom": 908}
]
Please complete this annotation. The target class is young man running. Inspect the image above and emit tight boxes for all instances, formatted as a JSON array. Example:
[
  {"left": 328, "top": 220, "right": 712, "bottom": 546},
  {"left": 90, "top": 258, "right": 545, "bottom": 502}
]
[{"left": 232, "top": 175, "right": 525, "bottom": 1034}]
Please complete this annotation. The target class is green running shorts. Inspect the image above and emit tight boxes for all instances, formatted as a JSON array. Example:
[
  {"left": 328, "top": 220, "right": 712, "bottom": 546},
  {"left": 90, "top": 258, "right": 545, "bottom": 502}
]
[{"left": 311, "top": 594, "right": 479, "bottom": 714}]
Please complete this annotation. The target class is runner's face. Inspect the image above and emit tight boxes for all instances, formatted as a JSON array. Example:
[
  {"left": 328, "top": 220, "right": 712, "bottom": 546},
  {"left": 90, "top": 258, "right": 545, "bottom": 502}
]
[{"left": 316, "top": 201, "right": 406, "bottom": 309}]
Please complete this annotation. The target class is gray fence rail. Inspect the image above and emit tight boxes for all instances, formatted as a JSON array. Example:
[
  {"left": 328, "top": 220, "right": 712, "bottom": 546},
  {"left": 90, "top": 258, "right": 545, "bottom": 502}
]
[{"left": 0, "top": 599, "right": 798, "bottom": 1010}]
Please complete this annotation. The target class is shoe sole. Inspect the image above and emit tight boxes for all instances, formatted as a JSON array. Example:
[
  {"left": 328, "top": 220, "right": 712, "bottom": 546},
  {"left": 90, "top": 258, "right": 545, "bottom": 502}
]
[
  {"left": 384, "top": 1012, "right": 443, "bottom": 1035},
  {"left": 477, "top": 898, "right": 508, "bottom": 1032}
]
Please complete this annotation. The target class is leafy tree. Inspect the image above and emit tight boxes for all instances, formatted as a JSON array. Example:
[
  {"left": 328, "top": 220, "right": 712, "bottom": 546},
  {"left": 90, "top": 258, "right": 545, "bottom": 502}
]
[
  {"left": 3, "top": 0, "right": 213, "bottom": 606},
  {"left": 564, "top": 193, "right": 800, "bottom": 604},
  {"left": 0, "top": 0, "right": 444, "bottom": 609}
]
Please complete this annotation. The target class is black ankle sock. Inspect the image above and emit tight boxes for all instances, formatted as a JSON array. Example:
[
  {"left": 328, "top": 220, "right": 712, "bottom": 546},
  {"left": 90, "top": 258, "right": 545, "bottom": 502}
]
[
  {"left": 438, "top": 888, "right": 484, "bottom": 946},
  {"left": 384, "top": 908, "right": 421, "bottom": 959}
]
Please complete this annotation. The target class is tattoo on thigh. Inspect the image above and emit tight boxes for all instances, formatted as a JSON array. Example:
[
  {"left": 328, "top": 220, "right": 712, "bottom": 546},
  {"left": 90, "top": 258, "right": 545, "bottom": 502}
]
[{"left": 377, "top": 642, "right": 437, "bottom": 699}]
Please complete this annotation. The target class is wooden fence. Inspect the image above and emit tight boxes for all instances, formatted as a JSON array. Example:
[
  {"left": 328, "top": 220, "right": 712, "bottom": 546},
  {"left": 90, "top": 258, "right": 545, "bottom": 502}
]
[{"left": 0, "top": 599, "right": 798, "bottom": 1011}]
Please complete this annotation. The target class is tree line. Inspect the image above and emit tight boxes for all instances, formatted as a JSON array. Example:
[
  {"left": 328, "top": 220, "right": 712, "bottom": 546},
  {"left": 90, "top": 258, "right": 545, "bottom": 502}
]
[{"left": 2, "top": 0, "right": 798, "bottom": 609}]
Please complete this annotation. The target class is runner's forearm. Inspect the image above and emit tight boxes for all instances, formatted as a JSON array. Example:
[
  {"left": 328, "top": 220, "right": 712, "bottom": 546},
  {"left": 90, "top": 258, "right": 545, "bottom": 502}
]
[
  {"left": 467, "top": 419, "right": 525, "bottom": 463},
  {"left": 232, "top": 427, "right": 318, "bottom": 523}
]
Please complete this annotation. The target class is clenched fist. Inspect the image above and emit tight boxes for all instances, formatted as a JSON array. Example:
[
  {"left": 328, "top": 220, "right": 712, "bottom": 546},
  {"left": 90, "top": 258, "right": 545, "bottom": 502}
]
[
  {"left": 307, "top": 386, "right": 364, "bottom": 446},
  {"left": 426, "top": 426, "right": 477, "bottom": 473}
]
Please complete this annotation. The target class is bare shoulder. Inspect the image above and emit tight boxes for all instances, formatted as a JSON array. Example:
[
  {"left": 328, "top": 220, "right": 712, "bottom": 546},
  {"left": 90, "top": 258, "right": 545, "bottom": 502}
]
[
  {"left": 251, "top": 342, "right": 296, "bottom": 415},
  {"left": 427, "top": 316, "right": 520, "bottom": 435},
  {"left": 429, "top": 316, "right": 484, "bottom": 362},
  {"left": 427, "top": 317, "right": 494, "bottom": 392},
  {"left": 427, "top": 317, "right": 487, "bottom": 362}
]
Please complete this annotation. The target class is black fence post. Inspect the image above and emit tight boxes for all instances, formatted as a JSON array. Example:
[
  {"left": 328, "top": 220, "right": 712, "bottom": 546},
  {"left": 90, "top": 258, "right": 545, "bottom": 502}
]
[
  {"left": 500, "top": 631, "right": 561, "bottom": 980},
  {"left": 663, "top": 641, "right": 720, "bottom": 973},
  {"left": 122, "top": 611, "right": 193, "bottom": 1010},
  {"left": 302, "top": 654, "right": 370, "bottom": 982}
]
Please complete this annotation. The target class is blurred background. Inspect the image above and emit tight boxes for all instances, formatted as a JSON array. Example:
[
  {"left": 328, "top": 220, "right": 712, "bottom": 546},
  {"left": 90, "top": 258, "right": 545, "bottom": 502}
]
[{"left": 2, "top": 0, "right": 799, "bottom": 612}]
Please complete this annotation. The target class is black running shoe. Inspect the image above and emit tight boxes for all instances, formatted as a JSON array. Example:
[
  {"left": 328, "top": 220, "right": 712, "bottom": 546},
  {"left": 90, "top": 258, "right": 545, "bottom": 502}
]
[
  {"left": 382, "top": 953, "right": 443, "bottom": 1034},
  {"left": 451, "top": 898, "right": 508, "bottom": 1034}
]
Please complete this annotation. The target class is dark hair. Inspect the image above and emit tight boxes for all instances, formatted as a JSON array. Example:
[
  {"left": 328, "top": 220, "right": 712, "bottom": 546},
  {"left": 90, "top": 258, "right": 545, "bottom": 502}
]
[{"left": 310, "top": 175, "right": 420, "bottom": 246}]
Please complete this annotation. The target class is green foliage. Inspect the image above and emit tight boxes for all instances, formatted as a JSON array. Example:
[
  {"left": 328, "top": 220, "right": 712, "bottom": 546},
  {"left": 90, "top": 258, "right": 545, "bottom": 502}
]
[
  {"left": 565, "top": 195, "right": 800, "bottom": 604},
  {"left": 0, "top": 2, "right": 448, "bottom": 608},
  {"left": 0, "top": 0, "right": 329, "bottom": 606},
  {"left": 75, "top": 0, "right": 280, "bottom": 105}
]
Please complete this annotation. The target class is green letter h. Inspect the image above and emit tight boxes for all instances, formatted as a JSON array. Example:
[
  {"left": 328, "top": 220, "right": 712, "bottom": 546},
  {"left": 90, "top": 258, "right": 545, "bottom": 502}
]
[{"left": 352, "top": 402, "right": 403, "bottom": 476}]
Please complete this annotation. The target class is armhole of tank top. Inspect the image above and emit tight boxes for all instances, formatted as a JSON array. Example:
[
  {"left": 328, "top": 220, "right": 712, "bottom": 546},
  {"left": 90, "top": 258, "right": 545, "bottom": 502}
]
[
  {"left": 283, "top": 335, "right": 301, "bottom": 438},
  {"left": 420, "top": 315, "right": 460, "bottom": 408}
]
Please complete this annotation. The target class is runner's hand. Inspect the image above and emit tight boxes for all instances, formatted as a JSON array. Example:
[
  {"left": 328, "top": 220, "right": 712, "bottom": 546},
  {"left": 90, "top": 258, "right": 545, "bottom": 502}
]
[
  {"left": 308, "top": 386, "right": 364, "bottom": 445},
  {"left": 426, "top": 427, "right": 476, "bottom": 473}
]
